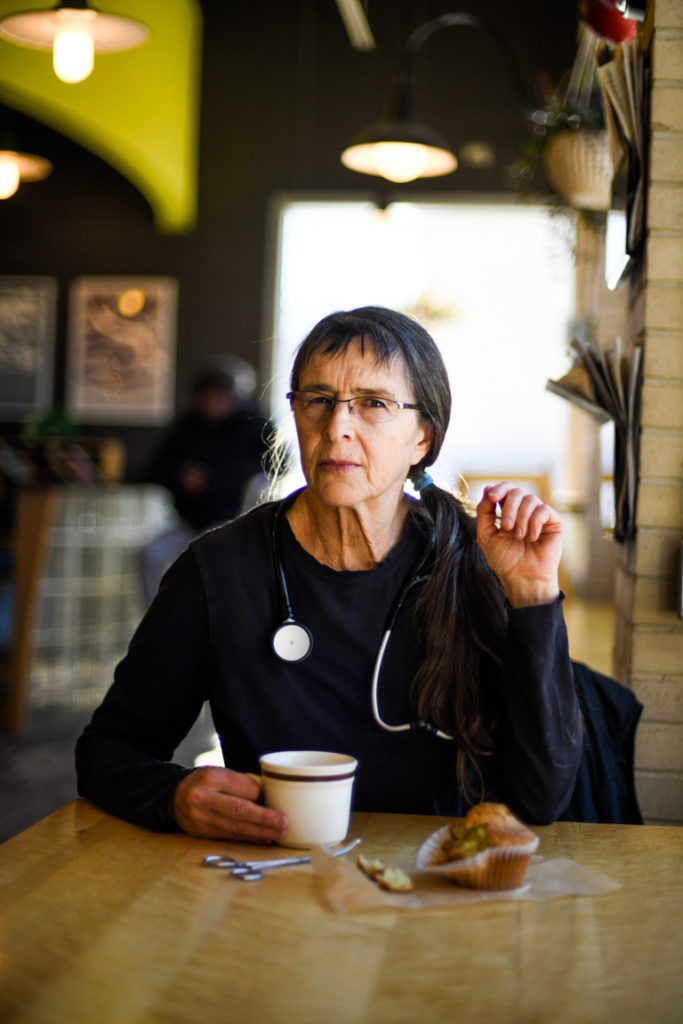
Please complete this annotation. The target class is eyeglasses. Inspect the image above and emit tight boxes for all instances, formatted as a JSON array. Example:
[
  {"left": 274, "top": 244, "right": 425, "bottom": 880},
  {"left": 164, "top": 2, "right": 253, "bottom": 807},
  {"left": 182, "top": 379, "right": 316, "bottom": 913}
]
[{"left": 287, "top": 390, "right": 421, "bottom": 425}]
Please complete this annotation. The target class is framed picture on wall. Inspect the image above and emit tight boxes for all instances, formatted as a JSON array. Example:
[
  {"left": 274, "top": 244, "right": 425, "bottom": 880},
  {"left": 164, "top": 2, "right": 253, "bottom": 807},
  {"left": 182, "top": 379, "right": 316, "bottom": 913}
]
[
  {"left": 66, "top": 276, "right": 178, "bottom": 425},
  {"left": 0, "top": 276, "right": 57, "bottom": 417}
]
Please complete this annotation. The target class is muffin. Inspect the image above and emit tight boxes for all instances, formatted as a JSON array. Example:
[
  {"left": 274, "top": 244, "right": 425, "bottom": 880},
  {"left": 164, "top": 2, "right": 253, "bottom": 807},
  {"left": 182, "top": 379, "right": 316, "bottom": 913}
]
[{"left": 416, "top": 802, "right": 539, "bottom": 890}]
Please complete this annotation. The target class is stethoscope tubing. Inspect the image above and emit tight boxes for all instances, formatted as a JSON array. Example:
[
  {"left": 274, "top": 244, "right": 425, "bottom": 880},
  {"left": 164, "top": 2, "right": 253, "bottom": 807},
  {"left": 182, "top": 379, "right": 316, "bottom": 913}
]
[{"left": 271, "top": 496, "right": 453, "bottom": 740}]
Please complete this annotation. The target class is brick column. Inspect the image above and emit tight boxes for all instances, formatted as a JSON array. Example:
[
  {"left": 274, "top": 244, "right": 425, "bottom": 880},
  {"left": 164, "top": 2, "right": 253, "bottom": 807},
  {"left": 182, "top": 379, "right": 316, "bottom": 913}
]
[{"left": 614, "top": 0, "right": 683, "bottom": 823}]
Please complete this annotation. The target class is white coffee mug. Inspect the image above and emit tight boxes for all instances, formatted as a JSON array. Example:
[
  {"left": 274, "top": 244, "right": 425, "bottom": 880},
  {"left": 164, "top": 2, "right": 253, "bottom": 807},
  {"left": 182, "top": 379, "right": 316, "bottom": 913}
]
[{"left": 259, "top": 750, "right": 358, "bottom": 848}]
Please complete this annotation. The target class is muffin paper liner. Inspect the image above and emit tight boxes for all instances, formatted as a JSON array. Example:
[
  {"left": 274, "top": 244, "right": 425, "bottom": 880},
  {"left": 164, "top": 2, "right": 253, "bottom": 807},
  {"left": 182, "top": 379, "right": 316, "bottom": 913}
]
[{"left": 415, "top": 823, "right": 540, "bottom": 890}]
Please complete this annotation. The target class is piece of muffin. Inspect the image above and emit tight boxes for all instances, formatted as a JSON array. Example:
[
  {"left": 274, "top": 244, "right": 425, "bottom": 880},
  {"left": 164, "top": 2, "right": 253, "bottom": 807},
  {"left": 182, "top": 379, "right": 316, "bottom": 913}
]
[
  {"left": 356, "top": 854, "right": 414, "bottom": 892},
  {"left": 416, "top": 802, "right": 539, "bottom": 890}
]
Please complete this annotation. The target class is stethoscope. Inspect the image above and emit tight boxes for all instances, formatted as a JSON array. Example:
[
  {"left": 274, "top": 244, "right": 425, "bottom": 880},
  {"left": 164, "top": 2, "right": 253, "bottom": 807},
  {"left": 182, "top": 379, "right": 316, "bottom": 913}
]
[{"left": 270, "top": 498, "right": 454, "bottom": 740}]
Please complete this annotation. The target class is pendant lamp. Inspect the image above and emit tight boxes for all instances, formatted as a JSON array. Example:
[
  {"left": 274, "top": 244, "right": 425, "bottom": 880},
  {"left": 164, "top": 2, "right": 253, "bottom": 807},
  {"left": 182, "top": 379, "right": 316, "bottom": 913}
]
[
  {"left": 0, "top": 150, "right": 52, "bottom": 198},
  {"left": 341, "top": 12, "right": 529, "bottom": 184},
  {"left": 0, "top": 1, "right": 149, "bottom": 84},
  {"left": 0, "top": 109, "right": 52, "bottom": 198}
]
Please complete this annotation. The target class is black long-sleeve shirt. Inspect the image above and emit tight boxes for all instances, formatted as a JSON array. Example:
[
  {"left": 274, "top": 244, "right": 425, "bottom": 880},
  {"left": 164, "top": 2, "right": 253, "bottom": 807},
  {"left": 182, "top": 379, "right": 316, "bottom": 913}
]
[{"left": 76, "top": 499, "right": 581, "bottom": 828}]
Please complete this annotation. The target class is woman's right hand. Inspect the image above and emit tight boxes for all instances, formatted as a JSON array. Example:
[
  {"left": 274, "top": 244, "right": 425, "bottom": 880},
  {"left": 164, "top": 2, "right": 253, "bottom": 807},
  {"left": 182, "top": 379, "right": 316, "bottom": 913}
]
[{"left": 172, "top": 766, "right": 289, "bottom": 842}]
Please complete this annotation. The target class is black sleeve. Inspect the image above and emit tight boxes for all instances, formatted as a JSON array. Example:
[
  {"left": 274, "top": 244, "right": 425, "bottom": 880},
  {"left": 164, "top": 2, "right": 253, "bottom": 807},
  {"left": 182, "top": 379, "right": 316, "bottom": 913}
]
[
  {"left": 75, "top": 548, "right": 211, "bottom": 830},
  {"left": 492, "top": 597, "right": 582, "bottom": 825}
]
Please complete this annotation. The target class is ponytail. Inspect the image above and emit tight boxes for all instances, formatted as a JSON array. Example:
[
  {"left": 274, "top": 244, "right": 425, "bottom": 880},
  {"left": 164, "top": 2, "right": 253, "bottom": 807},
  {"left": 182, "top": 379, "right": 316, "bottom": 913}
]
[{"left": 409, "top": 481, "right": 508, "bottom": 800}]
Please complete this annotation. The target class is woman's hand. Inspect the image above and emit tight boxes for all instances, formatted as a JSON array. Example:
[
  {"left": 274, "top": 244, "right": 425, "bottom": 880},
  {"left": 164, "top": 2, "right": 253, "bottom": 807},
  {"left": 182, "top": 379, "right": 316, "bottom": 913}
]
[
  {"left": 172, "top": 766, "right": 289, "bottom": 842},
  {"left": 475, "top": 482, "right": 563, "bottom": 607}
]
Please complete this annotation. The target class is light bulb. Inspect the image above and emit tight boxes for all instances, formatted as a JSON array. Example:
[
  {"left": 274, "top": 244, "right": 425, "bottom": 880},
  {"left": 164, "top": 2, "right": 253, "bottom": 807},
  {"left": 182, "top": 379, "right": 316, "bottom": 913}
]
[
  {"left": 342, "top": 142, "right": 431, "bottom": 183},
  {"left": 368, "top": 143, "right": 431, "bottom": 182},
  {"left": 341, "top": 140, "right": 457, "bottom": 182},
  {"left": 0, "top": 154, "right": 20, "bottom": 199},
  {"left": 53, "top": 12, "right": 96, "bottom": 83}
]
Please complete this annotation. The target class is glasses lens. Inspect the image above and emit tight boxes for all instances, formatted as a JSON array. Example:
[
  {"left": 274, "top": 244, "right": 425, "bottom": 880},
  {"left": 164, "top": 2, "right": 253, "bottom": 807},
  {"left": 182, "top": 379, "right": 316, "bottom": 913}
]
[
  {"left": 290, "top": 392, "right": 333, "bottom": 419},
  {"left": 353, "top": 397, "right": 397, "bottom": 423}
]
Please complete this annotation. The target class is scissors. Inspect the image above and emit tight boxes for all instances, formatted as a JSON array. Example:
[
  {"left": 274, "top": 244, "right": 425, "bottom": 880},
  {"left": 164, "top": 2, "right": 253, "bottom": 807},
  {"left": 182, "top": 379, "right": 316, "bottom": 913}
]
[{"left": 202, "top": 837, "right": 361, "bottom": 881}]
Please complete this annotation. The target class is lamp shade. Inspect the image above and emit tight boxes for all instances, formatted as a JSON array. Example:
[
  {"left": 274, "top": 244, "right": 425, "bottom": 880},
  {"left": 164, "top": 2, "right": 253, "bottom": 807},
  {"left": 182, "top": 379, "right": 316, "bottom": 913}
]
[
  {"left": 0, "top": 5, "right": 149, "bottom": 52},
  {"left": 341, "top": 120, "right": 457, "bottom": 183}
]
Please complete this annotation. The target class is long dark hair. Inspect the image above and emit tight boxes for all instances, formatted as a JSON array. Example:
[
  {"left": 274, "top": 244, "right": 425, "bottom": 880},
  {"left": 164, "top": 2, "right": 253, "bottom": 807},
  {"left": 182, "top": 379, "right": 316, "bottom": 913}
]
[{"left": 289, "top": 306, "right": 508, "bottom": 798}]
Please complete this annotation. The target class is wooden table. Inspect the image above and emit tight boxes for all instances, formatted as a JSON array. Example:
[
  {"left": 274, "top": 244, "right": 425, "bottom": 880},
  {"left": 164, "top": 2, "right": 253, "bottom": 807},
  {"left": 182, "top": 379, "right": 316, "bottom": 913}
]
[{"left": 1, "top": 801, "right": 681, "bottom": 1024}]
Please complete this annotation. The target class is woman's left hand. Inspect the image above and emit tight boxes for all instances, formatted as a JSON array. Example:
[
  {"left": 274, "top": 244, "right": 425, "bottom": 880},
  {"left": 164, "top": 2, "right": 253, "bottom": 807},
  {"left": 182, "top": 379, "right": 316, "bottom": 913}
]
[{"left": 475, "top": 482, "right": 563, "bottom": 607}]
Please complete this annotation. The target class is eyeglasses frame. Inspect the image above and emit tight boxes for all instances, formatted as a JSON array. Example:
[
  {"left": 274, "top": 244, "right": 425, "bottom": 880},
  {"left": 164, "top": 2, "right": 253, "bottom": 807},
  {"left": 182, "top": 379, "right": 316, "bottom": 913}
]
[{"left": 286, "top": 390, "right": 422, "bottom": 422}]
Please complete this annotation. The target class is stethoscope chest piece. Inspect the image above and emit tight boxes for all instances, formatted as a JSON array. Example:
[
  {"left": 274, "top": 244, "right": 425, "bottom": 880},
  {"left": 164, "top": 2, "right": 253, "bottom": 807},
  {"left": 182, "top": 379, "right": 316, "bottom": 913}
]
[
  {"left": 272, "top": 620, "right": 313, "bottom": 662},
  {"left": 272, "top": 497, "right": 314, "bottom": 663}
]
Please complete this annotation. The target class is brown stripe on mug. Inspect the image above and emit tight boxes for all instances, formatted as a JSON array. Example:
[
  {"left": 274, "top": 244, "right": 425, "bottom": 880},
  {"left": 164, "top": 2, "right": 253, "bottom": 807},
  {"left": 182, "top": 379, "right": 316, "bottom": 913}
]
[{"left": 261, "top": 768, "right": 356, "bottom": 783}]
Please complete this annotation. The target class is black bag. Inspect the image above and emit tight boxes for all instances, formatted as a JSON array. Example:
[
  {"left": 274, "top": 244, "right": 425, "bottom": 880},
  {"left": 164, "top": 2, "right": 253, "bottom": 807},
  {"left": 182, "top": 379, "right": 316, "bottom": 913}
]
[{"left": 560, "top": 661, "right": 644, "bottom": 824}]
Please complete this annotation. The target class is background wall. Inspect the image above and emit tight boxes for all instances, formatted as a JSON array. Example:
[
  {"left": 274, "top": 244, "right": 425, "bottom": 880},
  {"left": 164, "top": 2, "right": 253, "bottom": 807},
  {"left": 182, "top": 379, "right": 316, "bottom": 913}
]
[{"left": 0, "top": 0, "right": 578, "bottom": 478}]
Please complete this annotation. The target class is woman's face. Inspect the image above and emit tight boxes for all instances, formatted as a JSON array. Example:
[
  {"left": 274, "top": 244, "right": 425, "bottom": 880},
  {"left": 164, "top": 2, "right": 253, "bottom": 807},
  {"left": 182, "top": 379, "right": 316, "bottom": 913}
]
[{"left": 293, "top": 337, "right": 432, "bottom": 515}]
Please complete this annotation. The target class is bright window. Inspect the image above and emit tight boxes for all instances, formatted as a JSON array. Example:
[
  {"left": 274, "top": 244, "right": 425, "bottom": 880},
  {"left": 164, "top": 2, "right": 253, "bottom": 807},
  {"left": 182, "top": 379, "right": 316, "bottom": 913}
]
[{"left": 269, "top": 199, "right": 575, "bottom": 494}]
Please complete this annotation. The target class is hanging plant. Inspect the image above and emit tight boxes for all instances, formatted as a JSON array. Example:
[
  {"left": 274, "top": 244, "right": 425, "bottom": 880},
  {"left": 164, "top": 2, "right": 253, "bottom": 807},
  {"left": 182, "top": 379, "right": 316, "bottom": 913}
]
[
  {"left": 543, "top": 125, "right": 613, "bottom": 212},
  {"left": 509, "top": 24, "right": 613, "bottom": 213}
]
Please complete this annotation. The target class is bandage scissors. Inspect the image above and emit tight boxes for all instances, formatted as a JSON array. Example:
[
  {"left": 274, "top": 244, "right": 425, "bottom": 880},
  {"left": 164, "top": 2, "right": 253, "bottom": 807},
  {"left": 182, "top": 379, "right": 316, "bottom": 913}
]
[{"left": 202, "top": 836, "right": 361, "bottom": 881}]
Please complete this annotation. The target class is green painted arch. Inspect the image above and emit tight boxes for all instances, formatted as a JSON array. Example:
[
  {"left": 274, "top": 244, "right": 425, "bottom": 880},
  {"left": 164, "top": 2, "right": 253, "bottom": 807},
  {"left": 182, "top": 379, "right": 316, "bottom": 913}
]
[{"left": 0, "top": 0, "right": 202, "bottom": 233}]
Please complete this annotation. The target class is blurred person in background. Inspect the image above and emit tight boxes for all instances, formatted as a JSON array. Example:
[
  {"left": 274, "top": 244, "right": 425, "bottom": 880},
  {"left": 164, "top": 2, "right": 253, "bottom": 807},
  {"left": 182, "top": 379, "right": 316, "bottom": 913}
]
[{"left": 140, "top": 355, "right": 269, "bottom": 603}]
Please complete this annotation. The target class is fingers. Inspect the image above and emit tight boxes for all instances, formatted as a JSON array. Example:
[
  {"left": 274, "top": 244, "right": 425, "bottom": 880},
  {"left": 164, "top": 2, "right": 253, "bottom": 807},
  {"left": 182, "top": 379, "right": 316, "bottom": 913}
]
[
  {"left": 478, "top": 483, "right": 562, "bottom": 542},
  {"left": 475, "top": 484, "right": 503, "bottom": 541},
  {"left": 173, "top": 766, "right": 289, "bottom": 843}
]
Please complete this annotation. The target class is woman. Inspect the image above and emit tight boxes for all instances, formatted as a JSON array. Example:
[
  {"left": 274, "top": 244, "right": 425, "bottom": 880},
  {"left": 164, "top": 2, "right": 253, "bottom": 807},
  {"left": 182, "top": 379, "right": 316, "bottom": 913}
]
[{"left": 76, "top": 307, "right": 581, "bottom": 840}]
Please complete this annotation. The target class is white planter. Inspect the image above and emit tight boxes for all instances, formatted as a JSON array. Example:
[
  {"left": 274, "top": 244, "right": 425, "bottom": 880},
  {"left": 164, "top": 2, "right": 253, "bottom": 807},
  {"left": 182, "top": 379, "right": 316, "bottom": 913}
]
[{"left": 543, "top": 129, "right": 614, "bottom": 211}]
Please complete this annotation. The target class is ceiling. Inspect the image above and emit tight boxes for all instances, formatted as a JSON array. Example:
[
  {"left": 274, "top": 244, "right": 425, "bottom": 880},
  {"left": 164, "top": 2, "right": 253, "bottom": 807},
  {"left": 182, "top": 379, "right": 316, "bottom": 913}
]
[{"left": 0, "top": 1, "right": 582, "bottom": 230}]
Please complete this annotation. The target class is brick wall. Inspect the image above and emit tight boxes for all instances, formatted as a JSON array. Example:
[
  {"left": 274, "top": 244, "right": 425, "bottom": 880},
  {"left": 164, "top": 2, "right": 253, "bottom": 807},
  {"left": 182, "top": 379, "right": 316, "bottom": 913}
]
[{"left": 613, "top": 0, "right": 683, "bottom": 824}]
